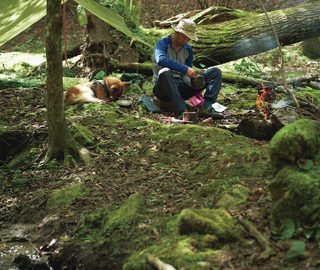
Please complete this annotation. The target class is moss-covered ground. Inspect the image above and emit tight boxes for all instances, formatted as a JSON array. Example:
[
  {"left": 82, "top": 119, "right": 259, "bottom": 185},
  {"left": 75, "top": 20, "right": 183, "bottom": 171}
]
[{"left": 1, "top": 42, "right": 320, "bottom": 269}]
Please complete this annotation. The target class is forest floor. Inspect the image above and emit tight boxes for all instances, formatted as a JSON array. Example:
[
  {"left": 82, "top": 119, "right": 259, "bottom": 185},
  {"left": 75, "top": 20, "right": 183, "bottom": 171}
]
[
  {"left": 1, "top": 2, "right": 320, "bottom": 269},
  {"left": 0, "top": 42, "right": 319, "bottom": 270}
]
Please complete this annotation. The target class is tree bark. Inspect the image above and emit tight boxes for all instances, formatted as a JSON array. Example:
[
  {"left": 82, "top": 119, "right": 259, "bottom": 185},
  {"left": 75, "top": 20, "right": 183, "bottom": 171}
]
[
  {"left": 82, "top": 15, "right": 139, "bottom": 78},
  {"left": 45, "top": 0, "right": 91, "bottom": 166},
  {"left": 153, "top": 6, "right": 250, "bottom": 28},
  {"left": 192, "top": 1, "right": 320, "bottom": 67},
  {"left": 113, "top": 62, "right": 312, "bottom": 87},
  {"left": 46, "top": 0, "right": 66, "bottom": 160}
]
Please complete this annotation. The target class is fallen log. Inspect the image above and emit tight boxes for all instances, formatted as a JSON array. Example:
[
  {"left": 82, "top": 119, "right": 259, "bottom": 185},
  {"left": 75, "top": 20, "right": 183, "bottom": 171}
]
[
  {"left": 153, "top": 10, "right": 201, "bottom": 28},
  {"left": 113, "top": 62, "right": 319, "bottom": 88},
  {"left": 308, "top": 81, "right": 320, "bottom": 90},
  {"left": 286, "top": 74, "right": 319, "bottom": 86},
  {"left": 192, "top": 1, "right": 320, "bottom": 67},
  {"left": 113, "top": 62, "right": 269, "bottom": 86},
  {"left": 153, "top": 6, "right": 251, "bottom": 28}
]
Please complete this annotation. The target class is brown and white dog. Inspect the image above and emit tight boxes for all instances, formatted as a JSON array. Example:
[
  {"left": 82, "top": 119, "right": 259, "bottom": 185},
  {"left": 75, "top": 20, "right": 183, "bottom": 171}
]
[{"left": 65, "top": 76, "right": 128, "bottom": 105}]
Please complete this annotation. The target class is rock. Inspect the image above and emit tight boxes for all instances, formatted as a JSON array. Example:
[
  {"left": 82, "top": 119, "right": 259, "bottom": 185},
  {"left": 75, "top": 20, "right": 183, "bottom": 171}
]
[
  {"left": 269, "top": 118, "right": 320, "bottom": 172},
  {"left": 177, "top": 208, "right": 241, "bottom": 241},
  {"left": 215, "top": 184, "right": 249, "bottom": 210},
  {"left": 302, "top": 37, "right": 320, "bottom": 59},
  {"left": 269, "top": 165, "right": 320, "bottom": 226},
  {"left": 269, "top": 118, "right": 320, "bottom": 227},
  {"left": 70, "top": 123, "right": 95, "bottom": 146},
  {"left": 103, "top": 193, "right": 144, "bottom": 233}
]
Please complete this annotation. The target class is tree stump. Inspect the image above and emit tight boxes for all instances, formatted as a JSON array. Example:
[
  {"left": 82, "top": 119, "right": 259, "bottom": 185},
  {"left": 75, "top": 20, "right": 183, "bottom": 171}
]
[{"left": 237, "top": 118, "right": 278, "bottom": 140}]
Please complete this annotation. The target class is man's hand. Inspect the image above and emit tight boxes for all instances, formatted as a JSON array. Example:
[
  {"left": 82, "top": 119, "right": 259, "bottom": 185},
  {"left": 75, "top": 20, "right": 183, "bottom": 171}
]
[{"left": 186, "top": 67, "right": 197, "bottom": 78}]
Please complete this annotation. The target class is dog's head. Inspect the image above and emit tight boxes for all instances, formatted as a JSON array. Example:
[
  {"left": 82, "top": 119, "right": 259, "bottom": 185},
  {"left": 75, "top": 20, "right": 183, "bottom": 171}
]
[{"left": 104, "top": 76, "right": 129, "bottom": 100}]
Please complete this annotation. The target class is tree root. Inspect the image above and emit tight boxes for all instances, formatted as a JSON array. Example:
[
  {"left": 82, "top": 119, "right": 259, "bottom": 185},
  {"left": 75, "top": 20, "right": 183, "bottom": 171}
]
[
  {"left": 44, "top": 132, "right": 91, "bottom": 167},
  {"left": 238, "top": 217, "right": 274, "bottom": 260},
  {"left": 146, "top": 254, "right": 176, "bottom": 270}
]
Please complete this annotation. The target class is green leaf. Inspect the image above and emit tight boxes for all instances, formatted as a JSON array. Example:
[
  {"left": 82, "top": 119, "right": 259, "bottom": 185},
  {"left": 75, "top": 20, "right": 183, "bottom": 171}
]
[
  {"left": 297, "top": 158, "right": 314, "bottom": 171},
  {"left": 303, "top": 229, "right": 313, "bottom": 239},
  {"left": 74, "top": 0, "right": 151, "bottom": 47},
  {"left": 0, "top": 0, "right": 46, "bottom": 47},
  {"left": 94, "top": 70, "right": 107, "bottom": 80},
  {"left": 280, "top": 218, "right": 295, "bottom": 239},
  {"left": 77, "top": 5, "right": 88, "bottom": 26},
  {"left": 0, "top": 0, "right": 151, "bottom": 48},
  {"left": 285, "top": 240, "right": 305, "bottom": 260}
]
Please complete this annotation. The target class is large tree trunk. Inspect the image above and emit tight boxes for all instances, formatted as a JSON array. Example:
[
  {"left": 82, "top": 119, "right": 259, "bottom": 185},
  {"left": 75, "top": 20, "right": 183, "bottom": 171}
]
[{"left": 192, "top": 0, "right": 320, "bottom": 67}]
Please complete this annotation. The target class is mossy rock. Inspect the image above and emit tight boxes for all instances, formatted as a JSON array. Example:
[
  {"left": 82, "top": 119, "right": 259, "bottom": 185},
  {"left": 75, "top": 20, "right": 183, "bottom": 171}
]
[
  {"left": 177, "top": 208, "right": 241, "bottom": 241},
  {"left": 302, "top": 37, "right": 320, "bottom": 59},
  {"left": 123, "top": 236, "right": 222, "bottom": 270},
  {"left": 47, "top": 182, "right": 89, "bottom": 210},
  {"left": 215, "top": 184, "right": 249, "bottom": 210},
  {"left": 269, "top": 163, "right": 320, "bottom": 226},
  {"left": 8, "top": 148, "right": 39, "bottom": 168},
  {"left": 69, "top": 123, "right": 95, "bottom": 146},
  {"left": 269, "top": 118, "right": 320, "bottom": 172},
  {"left": 103, "top": 193, "right": 144, "bottom": 233}
]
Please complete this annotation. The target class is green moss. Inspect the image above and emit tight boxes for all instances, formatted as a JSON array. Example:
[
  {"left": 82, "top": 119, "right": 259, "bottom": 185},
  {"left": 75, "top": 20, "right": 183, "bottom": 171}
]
[
  {"left": 8, "top": 148, "right": 39, "bottom": 168},
  {"left": 177, "top": 208, "right": 242, "bottom": 241},
  {"left": 215, "top": 184, "right": 249, "bottom": 210},
  {"left": 103, "top": 193, "right": 144, "bottom": 233},
  {"left": 269, "top": 160, "right": 320, "bottom": 226},
  {"left": 63, "top": 77, "right": 87, "bottom": 90},
  {"left": 47, "top": 182, "right": 89, "bottom": 210},
  {"left": 70, "top": 123, "right": 95, "bottom": 146},
  {"left": 124, "top": 236, "right": 222, "bottom": 270},
  {"left": 148, "top": 124, "right": 270, "bottom": 183},
  {"left": 270, "top": 118, "right": 320, "bottom": 172},
  {"left": 12, "top": 172, "right": 29, "bottom": 187}
]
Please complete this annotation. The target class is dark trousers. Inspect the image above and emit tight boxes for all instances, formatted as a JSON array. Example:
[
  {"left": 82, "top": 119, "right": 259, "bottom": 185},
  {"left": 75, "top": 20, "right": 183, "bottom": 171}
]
[{"left": 153, "top": 67, "right": 222, "bottom": 114}]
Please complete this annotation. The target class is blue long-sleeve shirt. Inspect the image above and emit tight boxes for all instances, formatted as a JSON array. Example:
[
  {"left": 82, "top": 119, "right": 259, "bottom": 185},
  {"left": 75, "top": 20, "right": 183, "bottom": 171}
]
[{"left": 153, "top": 35, "right": 193, "bottom": 81}]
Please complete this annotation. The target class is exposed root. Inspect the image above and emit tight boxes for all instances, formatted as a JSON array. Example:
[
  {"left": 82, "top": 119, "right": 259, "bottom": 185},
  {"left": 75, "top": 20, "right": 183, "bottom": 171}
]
[
  {"left": 238, "top": 217, "right": 274, "bottom": 260},
  {"left": 44, "top": 132, "right": 91, "bottom": 167},
  {"left": 146, "top": 254, "right": 176, "bottom": 270}
]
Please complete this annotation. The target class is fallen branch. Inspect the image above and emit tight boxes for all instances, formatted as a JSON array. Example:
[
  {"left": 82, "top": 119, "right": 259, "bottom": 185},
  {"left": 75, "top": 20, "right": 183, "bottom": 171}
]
[
  {"left": 308, "top": 81, "right": 320, "bottom": 90},
  {"left": 286, "top": 74, "right": 319, "bottom": 86}
]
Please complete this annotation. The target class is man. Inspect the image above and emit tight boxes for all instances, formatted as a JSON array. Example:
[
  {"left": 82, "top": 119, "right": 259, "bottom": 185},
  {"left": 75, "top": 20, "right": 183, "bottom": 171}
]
[{"left": 152, "top": 18, "right": 223, "bottom": 118}]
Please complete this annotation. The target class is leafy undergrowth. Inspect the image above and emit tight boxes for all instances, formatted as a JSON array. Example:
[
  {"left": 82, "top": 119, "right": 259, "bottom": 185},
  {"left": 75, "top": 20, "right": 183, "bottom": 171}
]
[{"left": 1, "top": 74, "right": 320, "bottom": 270}]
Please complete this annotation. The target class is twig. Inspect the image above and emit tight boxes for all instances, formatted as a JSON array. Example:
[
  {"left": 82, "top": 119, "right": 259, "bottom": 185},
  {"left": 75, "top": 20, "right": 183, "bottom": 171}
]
[
  {"left": 26, "top": 238, "right": 54, "bottom": 270},
  {"left": 257, "top": 0, "right": 300, "bottom": 112}
]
